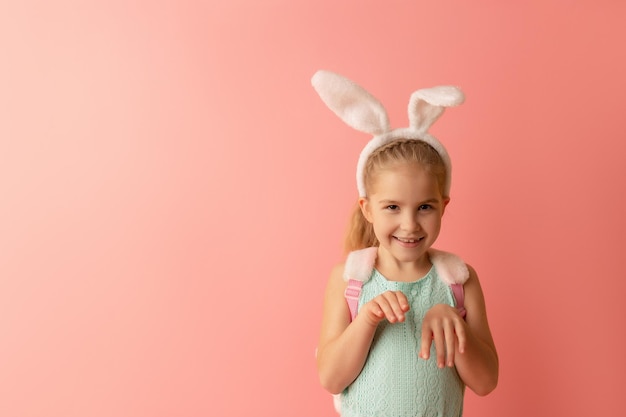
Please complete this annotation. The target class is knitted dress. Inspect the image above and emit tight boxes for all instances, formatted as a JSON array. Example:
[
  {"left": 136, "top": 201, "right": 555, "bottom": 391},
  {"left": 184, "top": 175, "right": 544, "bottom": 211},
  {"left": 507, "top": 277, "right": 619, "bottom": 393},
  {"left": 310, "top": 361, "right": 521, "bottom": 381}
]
[{"left": 340, "top": 267, "right": 465, "bottom": 417}]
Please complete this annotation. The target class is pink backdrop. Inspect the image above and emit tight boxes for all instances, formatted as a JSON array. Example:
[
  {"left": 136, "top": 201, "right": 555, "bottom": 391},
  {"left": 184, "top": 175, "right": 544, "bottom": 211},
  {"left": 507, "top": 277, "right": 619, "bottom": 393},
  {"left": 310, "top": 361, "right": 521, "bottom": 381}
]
[{"left": 1, "top": 1, "right": 625, "bottom": 416}]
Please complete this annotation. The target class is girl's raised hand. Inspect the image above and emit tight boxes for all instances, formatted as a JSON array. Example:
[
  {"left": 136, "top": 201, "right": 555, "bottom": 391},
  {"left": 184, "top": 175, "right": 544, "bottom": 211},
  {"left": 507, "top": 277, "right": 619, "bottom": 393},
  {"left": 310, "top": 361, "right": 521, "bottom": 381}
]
[
  {"left": 359, "top": 291, "right": 410, "bottom": 327},
  {"left": 419, "top": 304, "right": 467, "bottom": 368}
]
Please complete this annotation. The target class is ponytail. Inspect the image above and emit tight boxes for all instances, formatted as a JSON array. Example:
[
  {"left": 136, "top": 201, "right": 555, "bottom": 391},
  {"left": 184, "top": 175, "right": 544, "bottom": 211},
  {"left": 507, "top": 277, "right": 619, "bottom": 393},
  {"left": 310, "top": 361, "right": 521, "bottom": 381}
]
[{"left": 344, "top": 203, "right": 378, "bottom": 254}]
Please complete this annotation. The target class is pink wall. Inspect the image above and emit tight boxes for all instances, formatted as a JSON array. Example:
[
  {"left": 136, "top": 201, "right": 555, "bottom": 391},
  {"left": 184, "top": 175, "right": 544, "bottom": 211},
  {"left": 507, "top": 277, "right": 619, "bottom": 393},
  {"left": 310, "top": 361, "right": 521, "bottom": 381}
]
[{"left": 1, "top": 1, "right": 625, "bottom": 416}]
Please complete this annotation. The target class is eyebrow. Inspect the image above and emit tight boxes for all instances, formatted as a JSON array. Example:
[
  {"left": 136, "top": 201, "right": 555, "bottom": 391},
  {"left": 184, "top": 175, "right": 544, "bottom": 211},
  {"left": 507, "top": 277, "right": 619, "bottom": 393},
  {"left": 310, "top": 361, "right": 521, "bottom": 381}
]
[{"left": 377, "top": 198, "right": 440, "bottom": 205}]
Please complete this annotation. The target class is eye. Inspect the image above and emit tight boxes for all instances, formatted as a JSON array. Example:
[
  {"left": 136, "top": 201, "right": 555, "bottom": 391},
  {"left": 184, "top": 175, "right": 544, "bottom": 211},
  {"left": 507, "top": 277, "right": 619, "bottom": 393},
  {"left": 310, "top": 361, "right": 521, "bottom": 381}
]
[
  {"left": 419, "top": 204, "right": 433, "bottom": 211},
  {"left": 385, "top": 205, "right": 399, "bottom": 211}
]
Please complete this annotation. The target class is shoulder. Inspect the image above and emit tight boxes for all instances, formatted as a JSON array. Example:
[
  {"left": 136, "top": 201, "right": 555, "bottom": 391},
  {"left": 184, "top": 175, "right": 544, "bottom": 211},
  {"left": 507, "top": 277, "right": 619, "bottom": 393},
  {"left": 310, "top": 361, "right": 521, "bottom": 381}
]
[
  {"left": 324, "top": 262, "right": 347, "bottom": 298},
  {"left": 326, "top": 246, "right": 378, "bottom": 292},
  {"left": 329, "top": 263, "right": 346, "bottom": 284},
  {"left": 461, "top": 264, "right": 489, "bottom": 317},
  {"left": 463, "top": 264, "right": 481, "bottom": 288},
  {"left": 460, "top": 263, "right": 482, "bottom": 296},
  {"left": 321, "top": 262, "right": 351, "bottom": 325},
  {"left": 465, "top": 263, "right": 478, "bottom": 279},
  {"left": 429, "top": 248, "right": 469, "bottom": 285}
]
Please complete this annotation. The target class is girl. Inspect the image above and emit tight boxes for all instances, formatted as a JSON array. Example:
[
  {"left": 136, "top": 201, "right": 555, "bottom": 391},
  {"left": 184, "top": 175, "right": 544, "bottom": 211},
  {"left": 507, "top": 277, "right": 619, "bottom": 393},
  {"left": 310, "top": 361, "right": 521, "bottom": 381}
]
[{"left": 312, "top": 70, "right": 498, "bottom": 417}]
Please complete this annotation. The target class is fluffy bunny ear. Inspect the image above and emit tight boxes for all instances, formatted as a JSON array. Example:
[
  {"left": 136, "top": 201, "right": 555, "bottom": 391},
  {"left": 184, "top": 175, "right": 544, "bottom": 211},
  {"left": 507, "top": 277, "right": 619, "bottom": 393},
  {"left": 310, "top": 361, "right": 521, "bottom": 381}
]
[
  {"left": 408, "top": 86, "right": 465, "bottom": 134},
  {"left": 311, "top": 70, "right": 390, "bottom": 136}
]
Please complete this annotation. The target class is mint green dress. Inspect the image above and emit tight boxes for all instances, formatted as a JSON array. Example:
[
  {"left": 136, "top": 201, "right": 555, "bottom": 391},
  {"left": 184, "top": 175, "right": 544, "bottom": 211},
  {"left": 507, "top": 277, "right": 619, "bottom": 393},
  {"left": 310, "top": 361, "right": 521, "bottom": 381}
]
[{"left": 340, "top": 267, "right": 465, "bottom": 417}]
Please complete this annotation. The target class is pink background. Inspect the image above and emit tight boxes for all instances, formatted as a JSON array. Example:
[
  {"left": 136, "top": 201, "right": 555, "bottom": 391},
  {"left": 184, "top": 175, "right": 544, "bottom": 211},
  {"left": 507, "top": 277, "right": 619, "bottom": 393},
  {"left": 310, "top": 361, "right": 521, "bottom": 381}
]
[{"left": 1, "top": 1, "right": 625, "bottom": 416}]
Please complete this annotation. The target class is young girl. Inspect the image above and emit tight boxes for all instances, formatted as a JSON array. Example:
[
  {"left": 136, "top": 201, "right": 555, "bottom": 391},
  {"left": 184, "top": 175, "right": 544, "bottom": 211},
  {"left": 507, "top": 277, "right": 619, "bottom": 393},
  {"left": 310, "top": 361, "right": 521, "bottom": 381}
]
[{"left": 312, "top": 70, "right": 498, "bottom": 417}]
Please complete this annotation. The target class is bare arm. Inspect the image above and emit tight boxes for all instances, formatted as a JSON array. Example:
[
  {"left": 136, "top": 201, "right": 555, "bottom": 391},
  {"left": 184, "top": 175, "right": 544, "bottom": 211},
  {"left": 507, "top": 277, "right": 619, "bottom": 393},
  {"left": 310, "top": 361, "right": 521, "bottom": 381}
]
[
  {"left": 454, "top": 265, "right": 499, "bottom": 395},
  {"left": 418, "top": 265, "right": 498, "bottom": 396},
  {"left": 317, "top": 263, "right": 409, "bottom": 394}
]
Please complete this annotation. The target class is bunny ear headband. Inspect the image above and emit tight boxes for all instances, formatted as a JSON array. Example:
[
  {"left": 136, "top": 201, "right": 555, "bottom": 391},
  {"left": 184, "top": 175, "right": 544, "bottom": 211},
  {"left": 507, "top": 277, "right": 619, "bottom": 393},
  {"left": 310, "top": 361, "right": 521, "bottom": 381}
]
[{"left": 311, "top": 70, "right": 465, "bottom": 197}]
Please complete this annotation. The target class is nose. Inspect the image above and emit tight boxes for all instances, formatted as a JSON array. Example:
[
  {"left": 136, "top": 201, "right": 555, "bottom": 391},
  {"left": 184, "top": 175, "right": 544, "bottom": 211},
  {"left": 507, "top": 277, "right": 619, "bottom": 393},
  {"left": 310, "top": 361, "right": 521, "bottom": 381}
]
[{"left": 401, "top": 212, "right": 420, "bottom": 232}]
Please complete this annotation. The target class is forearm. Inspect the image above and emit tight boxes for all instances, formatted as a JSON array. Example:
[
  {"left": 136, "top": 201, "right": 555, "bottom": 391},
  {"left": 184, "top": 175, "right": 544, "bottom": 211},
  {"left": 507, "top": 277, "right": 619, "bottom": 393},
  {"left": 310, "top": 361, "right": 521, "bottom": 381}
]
[
  {"left": 317, "top": 315, "right": 378, "bottom": 394},
  {"left": 454, "top": 330, "right": 499, "bottom": 396}
]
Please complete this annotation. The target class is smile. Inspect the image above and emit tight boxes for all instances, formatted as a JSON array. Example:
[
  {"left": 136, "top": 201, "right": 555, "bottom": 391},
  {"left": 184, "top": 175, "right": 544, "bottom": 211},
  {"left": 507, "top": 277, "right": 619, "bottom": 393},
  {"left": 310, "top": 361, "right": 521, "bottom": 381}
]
[{"left": 394, "top": 236, "right": 423, "bottom": 243}]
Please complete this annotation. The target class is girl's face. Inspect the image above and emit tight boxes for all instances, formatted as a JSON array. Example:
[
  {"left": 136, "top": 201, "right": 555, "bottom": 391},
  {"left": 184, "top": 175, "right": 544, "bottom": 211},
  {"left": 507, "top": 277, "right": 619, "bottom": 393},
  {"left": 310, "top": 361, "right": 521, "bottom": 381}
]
[{"left": 360, "top": 163, "right": 449, "bottom": 268}]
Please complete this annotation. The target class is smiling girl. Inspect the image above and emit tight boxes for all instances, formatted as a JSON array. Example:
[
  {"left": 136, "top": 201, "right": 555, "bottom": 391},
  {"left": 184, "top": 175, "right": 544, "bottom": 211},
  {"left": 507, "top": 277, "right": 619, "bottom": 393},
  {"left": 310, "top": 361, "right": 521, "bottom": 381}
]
[{"left": 313, "top": 71, "right": 498, "bottom": 417}]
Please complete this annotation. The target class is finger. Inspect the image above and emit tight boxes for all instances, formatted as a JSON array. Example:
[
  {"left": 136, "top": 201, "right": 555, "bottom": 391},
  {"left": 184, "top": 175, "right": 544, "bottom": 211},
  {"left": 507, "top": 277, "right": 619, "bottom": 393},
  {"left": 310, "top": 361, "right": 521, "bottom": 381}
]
[
  {"left": 380, "top": 291, "right": 406, "bottom": 322},
  {"left": 370, "top": 303, "right": 384, "bottom": 319},
  {"left": 389, "top": 291, "right": 410, "bottom": 322},
  {"left": 432, "top": 325, "right": 446, "bottom": 368},
  {"left": 443, "top": 319, "right": 456, "bottom": 367},
  {"left": 361, "top": 300, "right": 384, "bottom": 326},
  {"left": 418, "top": 329, "right": 432, "bottom": 360},
  {"left": 454, "top": 318, "right": 467, "bottom": 354},
  {"left": 395, "top": 291, "right": 410, "bottom": 313},
  {"left": 375, "top": 294, "right": 400, "bottom": 323}
]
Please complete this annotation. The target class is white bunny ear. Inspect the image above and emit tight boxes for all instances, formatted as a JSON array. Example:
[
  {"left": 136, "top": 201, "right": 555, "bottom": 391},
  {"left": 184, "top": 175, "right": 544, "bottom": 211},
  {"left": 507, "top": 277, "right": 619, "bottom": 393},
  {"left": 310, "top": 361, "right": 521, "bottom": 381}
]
[
  {"left": 408, "top": 86, "right": 465, "bottom": 134},
  {"left": 311, "top": 70, "right": 390, "bottom": 136}
]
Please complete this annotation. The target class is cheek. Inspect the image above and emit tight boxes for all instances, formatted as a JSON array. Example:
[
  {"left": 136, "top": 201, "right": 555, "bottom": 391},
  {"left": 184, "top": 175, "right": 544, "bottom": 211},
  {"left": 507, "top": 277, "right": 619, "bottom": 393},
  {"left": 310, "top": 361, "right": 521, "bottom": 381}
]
[{"left": 430, "top": 216, "right": 443, "bottom": 230}]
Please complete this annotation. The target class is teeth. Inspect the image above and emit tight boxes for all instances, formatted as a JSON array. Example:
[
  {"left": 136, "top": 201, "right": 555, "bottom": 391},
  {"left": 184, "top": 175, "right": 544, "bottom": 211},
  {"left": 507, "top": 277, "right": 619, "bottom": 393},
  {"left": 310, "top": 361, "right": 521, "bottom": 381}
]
[{"left": 397, "top": 237, "right": 418, "bottom": 243}]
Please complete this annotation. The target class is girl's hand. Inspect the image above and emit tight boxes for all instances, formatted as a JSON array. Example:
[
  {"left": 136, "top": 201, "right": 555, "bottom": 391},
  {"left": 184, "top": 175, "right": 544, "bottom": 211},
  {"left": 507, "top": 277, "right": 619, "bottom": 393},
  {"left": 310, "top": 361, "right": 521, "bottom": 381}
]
[
  {"left": 359, "top": 291, "right": 410, "bottom": 327},
  {"left": 419, "top": 303, "right": 467, "bottom": 368}
]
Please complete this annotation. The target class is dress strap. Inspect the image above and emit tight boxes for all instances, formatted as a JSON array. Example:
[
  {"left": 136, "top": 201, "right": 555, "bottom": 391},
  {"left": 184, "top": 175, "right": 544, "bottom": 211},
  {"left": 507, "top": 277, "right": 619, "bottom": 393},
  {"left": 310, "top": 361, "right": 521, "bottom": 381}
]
[
  {"left": 450, "top": 283, "right": 466, "bottom": 318},
  {"left": 344, "top": 279, "right": 363, "bottom": 321}
]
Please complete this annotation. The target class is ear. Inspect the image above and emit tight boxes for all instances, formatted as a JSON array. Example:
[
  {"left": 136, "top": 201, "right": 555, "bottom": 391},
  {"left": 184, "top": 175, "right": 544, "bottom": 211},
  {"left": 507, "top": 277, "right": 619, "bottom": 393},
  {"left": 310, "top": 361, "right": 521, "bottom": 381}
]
[
  {"left": 359, "top": 197, "right": 374, "bottom": 223},
  {"left": 441, "top": 197, "right": 451, "bottom": 216}
]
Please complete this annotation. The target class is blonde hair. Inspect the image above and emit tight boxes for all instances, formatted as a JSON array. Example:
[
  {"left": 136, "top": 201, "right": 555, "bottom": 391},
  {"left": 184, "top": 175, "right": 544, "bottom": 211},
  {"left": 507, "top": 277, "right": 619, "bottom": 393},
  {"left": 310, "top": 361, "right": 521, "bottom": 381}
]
[{"left": 344, "top": 139, "right": 447, "bottom": 253}]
